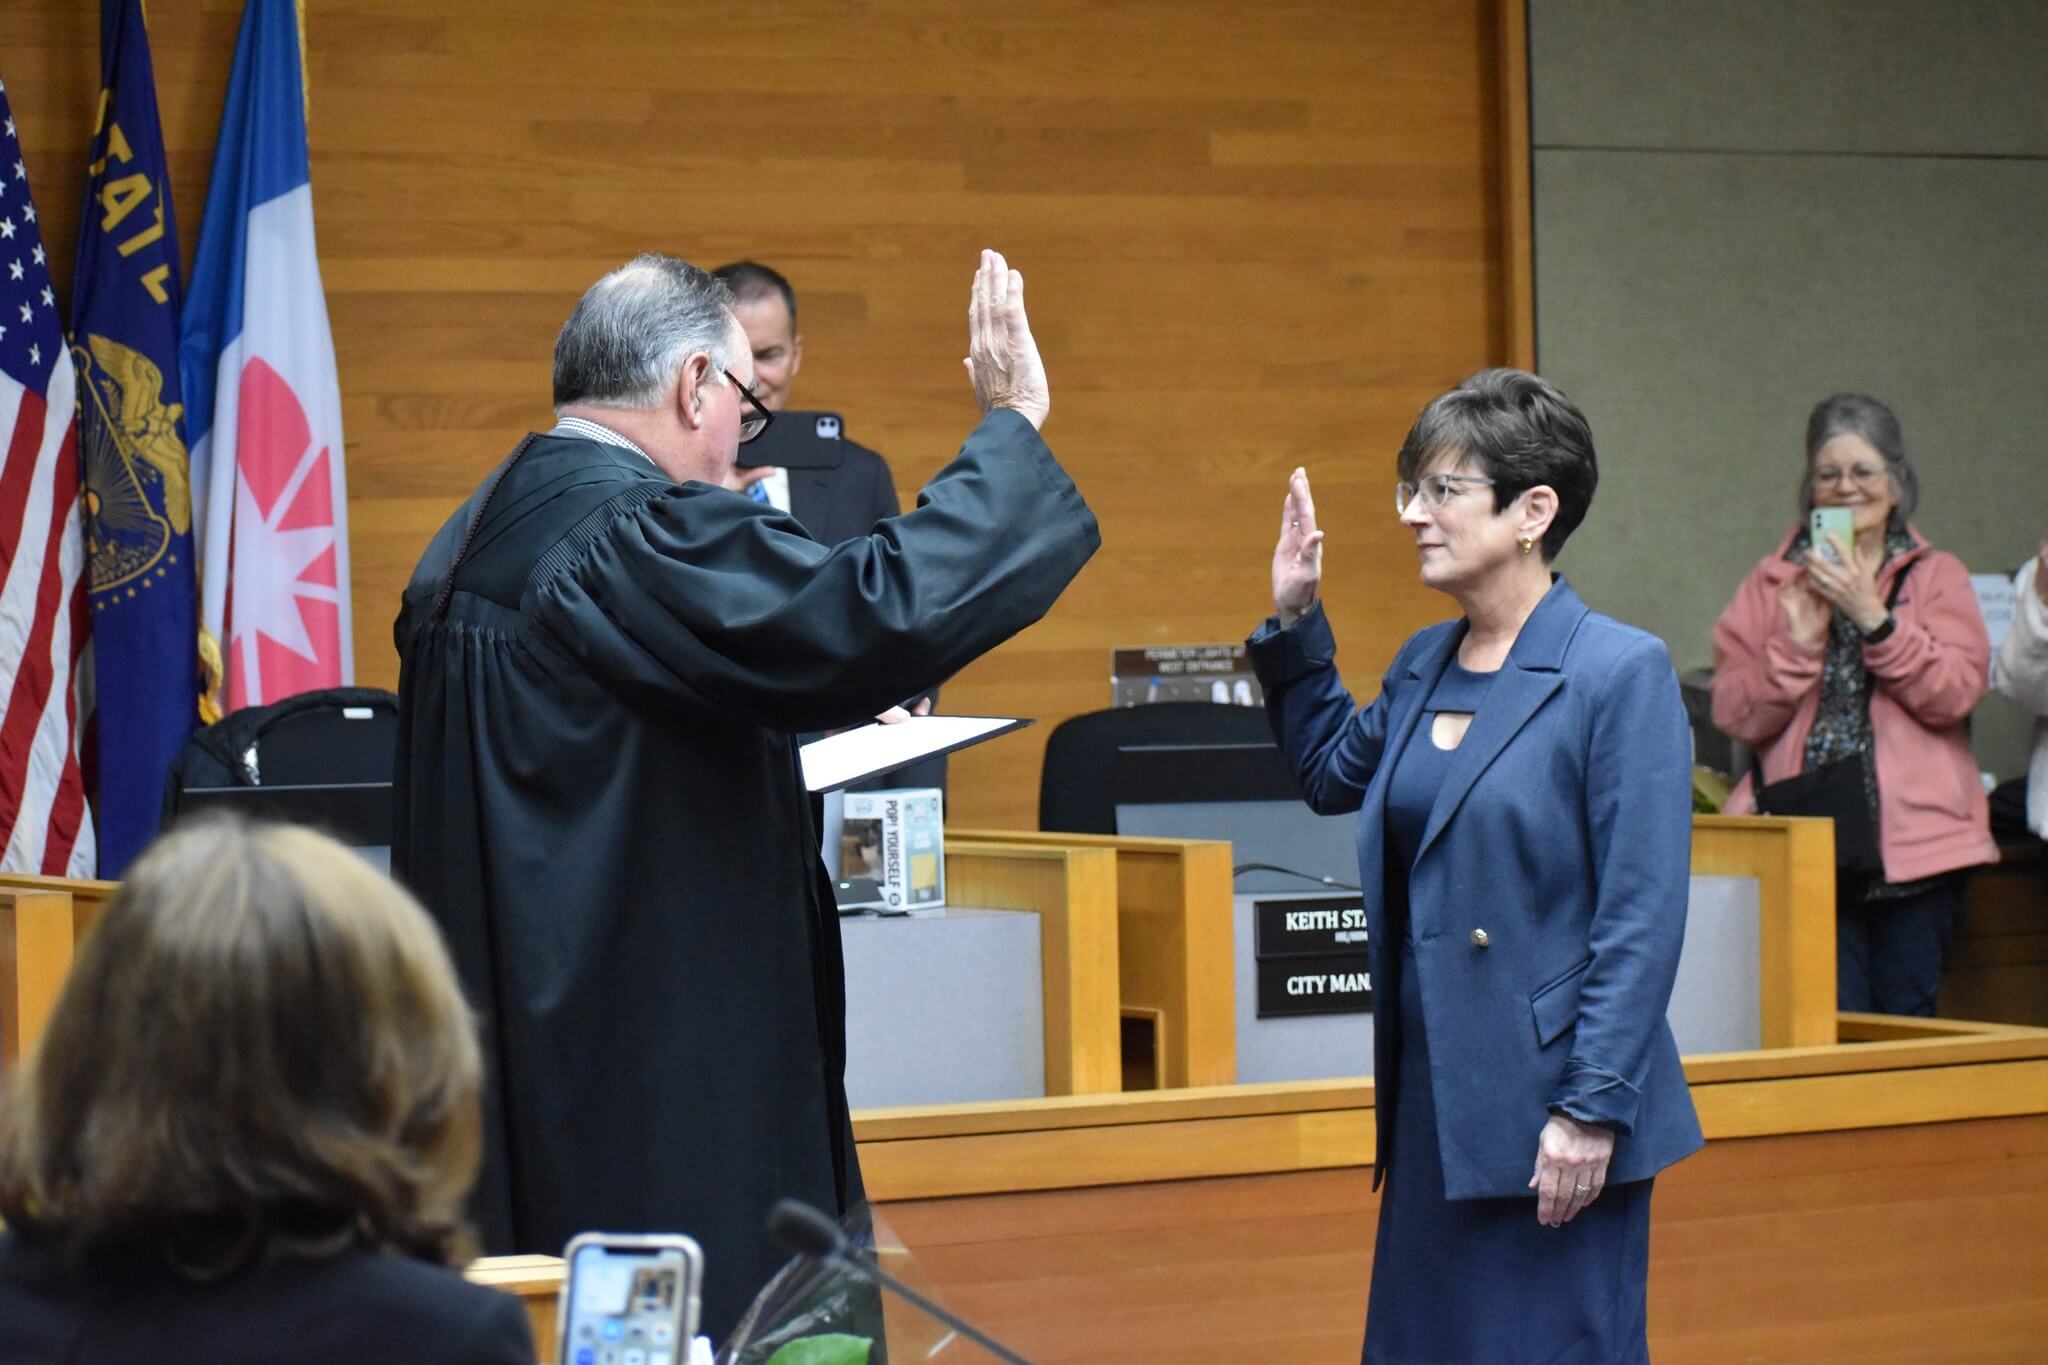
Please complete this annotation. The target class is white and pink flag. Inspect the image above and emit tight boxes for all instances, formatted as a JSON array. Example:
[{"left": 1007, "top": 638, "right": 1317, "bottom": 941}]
[{"left": 180, "top": 0, "right": 350, "bottom": 711}]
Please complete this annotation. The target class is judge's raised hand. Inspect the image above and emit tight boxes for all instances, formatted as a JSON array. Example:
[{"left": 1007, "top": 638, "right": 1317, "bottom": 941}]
[
  {"left": 1530, "top": 1112, "right": 1614, "bottom": 1227},
  {"left": 1271, "top": 467, "right": 1325, "bottom": 628},
  {"left": 964, "top": 249, "right": 1050, "bottom": 430}
]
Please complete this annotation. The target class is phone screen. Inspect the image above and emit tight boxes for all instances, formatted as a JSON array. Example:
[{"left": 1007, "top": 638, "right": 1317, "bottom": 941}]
[{"left": 562, "top": 1242, "right": 697, "bottom": 1365}]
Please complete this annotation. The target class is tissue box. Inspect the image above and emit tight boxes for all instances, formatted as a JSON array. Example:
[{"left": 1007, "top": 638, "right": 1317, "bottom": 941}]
[{"left": 838, "top": 787, "right": 945, "bottom": 911}]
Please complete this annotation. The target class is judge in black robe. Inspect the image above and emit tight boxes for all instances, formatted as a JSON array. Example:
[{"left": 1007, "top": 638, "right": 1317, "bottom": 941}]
[{"left": 392, "top": 251, "right": 1095, "bottom": 1340}]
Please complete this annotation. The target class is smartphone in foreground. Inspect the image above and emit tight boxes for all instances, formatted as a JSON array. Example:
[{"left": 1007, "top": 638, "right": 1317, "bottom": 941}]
[
  {"left": 1810, "top": 506, "right": 1855, "bottom": 564},
  {"left": 558, "top": 1232, "right": 703, "bottom": 1365}
]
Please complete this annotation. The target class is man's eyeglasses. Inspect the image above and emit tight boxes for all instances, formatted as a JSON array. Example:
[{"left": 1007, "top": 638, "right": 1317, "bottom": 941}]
[
  {"left": 726, "top": 370, "right": 774, "bottom": 445},
  {"left": 1395, "top": 473, "right": 1496, "bottom": 515},
  {"left": 1812, "top": 463, "right": 1887, "bottom": 488}
]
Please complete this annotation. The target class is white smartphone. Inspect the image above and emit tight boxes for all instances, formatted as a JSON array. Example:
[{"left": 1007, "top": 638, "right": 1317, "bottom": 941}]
[{"left": 558, "top": 1232, "right": 704, "bottom": 1365}]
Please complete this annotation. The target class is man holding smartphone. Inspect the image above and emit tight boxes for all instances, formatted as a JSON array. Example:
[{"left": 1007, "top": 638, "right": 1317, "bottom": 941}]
[
  {"left": 711, "top": 261, "right": 897, "bottom": 539},
  {"left": 714, "top": 259, "right": 948, "bottom": 792},
  {"left": 393, "top": 251, "right": 1096, "bottom": 1340}
]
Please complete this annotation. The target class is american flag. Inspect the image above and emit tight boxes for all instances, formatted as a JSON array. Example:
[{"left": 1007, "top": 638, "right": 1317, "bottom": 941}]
[{"left": 0, "top": 78, "right": 96, "bottom": 875}]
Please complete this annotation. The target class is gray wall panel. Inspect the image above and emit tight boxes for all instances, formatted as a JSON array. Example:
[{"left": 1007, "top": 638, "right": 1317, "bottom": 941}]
[
  {"left": 1535, "top": 149, "right": 2048, "bottom": 669},
  {"left": 1531, "top": 1, "right": 2048, "bottom": 156},
  {"left": 1528, "top": 3, "right": 2048, "bottom": 778}
]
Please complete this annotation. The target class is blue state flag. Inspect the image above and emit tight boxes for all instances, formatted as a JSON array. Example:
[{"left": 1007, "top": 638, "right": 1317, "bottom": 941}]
[{"left": 71, "top": 0, "right": 199, "bottom": 877}]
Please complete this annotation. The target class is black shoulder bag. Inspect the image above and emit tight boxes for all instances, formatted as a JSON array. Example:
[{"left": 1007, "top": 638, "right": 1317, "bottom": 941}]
[{"left": 1748, "top": 561, "right": 1911, "bottom": 878}]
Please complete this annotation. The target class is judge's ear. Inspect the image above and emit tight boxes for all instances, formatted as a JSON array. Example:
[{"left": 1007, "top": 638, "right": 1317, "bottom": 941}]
[
  {"left": 787, "top": 332, "right": 804, "bottom": 383},
  {"left": 675, "top": 351, "right": 715, "bottom": 432}
]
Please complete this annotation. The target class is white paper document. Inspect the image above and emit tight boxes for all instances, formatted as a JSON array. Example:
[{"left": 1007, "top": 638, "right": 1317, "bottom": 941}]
[{"left": 799, "top": 715, "right": 1031, "bottom": 793}]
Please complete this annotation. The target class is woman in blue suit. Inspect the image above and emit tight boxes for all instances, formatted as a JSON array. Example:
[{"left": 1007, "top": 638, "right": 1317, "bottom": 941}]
[{"left": 1248, "top": 369, "right": 1703, "bottom": 1364}]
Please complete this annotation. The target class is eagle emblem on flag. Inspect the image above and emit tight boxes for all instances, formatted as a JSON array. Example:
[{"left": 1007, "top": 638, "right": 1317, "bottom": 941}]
[{"left": 76, "top": 332, "right": 192, "bottom": 595}]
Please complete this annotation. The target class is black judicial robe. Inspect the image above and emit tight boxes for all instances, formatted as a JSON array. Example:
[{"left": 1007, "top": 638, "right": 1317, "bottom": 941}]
[{"left": 392, "top": 410, "right": 1098, "bottom": 1339}]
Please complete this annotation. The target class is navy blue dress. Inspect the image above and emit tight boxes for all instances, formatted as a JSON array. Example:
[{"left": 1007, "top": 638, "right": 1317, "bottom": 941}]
[{"left": 1365, "top": 661, "right": 1654, "bottom": 1365}]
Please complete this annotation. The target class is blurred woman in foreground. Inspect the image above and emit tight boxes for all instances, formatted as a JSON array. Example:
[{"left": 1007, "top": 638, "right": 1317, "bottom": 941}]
[{"left": 0, "top": 818, "right": 536, "bottom": 1364}]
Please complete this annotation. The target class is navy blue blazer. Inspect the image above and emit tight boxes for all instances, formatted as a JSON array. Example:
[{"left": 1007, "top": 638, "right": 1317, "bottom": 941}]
[
  {"left": 0, "top": 1232, "right": 536, "bottom": 1365},
  {"left": 1248, "top": 577, "right": 1704, "bottom": 1199}
]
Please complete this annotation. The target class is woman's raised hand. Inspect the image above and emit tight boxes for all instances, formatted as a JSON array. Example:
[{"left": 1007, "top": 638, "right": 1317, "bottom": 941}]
[
  {"left": 1777, "top": 577, "right": 1830, "bottom": 649},
  {"left": 1272, "top": 467, "right": 1325, "bottom": 627}
]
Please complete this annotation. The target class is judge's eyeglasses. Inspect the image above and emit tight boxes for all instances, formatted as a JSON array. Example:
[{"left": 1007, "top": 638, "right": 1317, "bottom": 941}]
[
  {"left": 1395, "top": 473, "right": 1496, "bottom": 515},
  {"left": 726, "top": 370, "right": 775, "bottom": 444}
]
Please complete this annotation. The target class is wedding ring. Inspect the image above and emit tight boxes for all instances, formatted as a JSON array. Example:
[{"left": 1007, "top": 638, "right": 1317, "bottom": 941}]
[{"left": 1573, "top": 1181, "right": 1589, "bottom": 1194}]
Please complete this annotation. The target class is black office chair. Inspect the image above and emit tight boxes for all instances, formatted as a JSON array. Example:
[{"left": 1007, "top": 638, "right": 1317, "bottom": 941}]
[
  {"left": 1038, "top": 702, "right": 1277, "bottom": 834},
  {"left": 161, "top": 686, "right": 400, "bottom": 818}
]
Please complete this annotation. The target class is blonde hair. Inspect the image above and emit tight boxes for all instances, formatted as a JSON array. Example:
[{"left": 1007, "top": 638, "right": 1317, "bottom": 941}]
[{"left": 0, "top": 818, "right": 483, "bottom": 1277}]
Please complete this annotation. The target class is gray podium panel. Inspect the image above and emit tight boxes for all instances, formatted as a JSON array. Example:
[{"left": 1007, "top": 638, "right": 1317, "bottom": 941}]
[
  {"left": 1235, "top": 890, "right": 1374, "bottom": 1083},
  {"left": 1234, "top": 875, "right": 1764, "bottom": 1083},
  {"left": 840, "top": 908, "right": 1045, "bottom": 1108},
  {"left": 1668, "top": 875, "right": 1763, "bottom": 1055}
]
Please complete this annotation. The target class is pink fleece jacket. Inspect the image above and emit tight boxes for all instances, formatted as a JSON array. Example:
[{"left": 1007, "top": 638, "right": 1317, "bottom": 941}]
[{"left": 1712, "top": 524, "right": 1997, "bottom": 884}]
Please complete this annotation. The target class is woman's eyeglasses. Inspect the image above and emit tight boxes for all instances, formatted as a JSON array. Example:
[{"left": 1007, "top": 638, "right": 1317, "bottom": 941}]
[
  {"left": 1395, "top": 473, "right": 1496, "bottom": 515},
  {"left": 726, "top": 370, "right": 775, "bottom": 444},
  {"left": 1812, "top": 464, "right": 1887, "bottom": 488}
]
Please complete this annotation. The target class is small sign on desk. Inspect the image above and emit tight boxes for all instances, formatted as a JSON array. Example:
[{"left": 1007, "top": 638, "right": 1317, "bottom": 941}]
[{"left": 1253, "top": 894, "right": 1371, "bottom": 1017}]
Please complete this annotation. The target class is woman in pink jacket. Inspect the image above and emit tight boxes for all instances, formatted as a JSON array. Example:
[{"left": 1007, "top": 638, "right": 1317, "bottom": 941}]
[{"left": 1713, "top": 393, "right": 1996, "bottom": 1016}]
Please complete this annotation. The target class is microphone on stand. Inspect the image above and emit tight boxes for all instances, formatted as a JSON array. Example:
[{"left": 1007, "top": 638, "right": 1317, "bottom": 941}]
[{"left": 765, "top": 1199, "right": 1031, "bottom": 1364}]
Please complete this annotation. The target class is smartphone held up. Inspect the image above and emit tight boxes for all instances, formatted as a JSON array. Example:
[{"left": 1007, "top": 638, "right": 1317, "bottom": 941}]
[
  {"left": 1810, "top": 506, "right": 1855, "bottom": 565},
  {"left": 558, "top": 1233, "right": 704, "bottom": 1365}
]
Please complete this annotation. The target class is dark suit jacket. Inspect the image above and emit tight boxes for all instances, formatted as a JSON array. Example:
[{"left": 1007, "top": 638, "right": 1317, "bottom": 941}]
[
  {"left": 1249, "top": 577, "right": 1705, "bottom": 1199},
  {"left": 790, "top": 436, "right": 947, "bottom": 794},
  {"left": 0, "top": 1232, "right": 537, "bottom": 1365},
  {"left": 786, "top": 436, "right": 900, "bottom": 547}
]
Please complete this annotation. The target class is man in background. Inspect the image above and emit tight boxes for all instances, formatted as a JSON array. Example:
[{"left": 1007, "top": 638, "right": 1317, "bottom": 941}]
[
  {"left": 712, "top": 261, "right": 900, "bottom": 542},
  {"left": 716, "top": 260, "right": 947, "bottom": 792}
]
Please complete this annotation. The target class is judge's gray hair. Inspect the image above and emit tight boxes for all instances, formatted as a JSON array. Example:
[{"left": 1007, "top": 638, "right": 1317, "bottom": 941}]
[{"left": 553, "top": 254, "right": 738, "bottom": 410}]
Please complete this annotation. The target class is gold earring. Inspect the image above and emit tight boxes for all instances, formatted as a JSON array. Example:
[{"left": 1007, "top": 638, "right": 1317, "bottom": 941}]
[{"left": 1518, "top": 536, "right": 1534, "bottom": 557}]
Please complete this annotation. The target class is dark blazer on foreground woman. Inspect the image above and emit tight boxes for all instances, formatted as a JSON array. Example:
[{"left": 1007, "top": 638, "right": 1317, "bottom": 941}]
[
  {"left": 1250, "top": 577, "right": 1704, "bottom": 1198},
  {"left": 0, "top": 1232, "right": 536, "bottom": 1365}
]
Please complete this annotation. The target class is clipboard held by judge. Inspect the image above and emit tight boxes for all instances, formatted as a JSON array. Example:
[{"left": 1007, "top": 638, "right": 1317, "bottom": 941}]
[{"left": 799, "top": 716, "right": 1032, "bottom": 793}]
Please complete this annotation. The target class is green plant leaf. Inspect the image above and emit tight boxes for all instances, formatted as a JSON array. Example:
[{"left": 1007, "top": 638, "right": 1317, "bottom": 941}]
[{"left": 764, "top": 1334, "right": 873, "bottom": 1365}]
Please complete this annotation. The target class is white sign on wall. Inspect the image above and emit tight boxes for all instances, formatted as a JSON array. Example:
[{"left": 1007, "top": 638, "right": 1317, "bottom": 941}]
[{"left": 1973, "top": 573, "right": 2019, "bottom": 650}]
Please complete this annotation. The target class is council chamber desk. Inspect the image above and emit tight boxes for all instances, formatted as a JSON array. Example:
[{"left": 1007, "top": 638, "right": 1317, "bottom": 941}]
[
  {"left": 850, "top": 817, "right": 2048, "bottom": 1363},
  {"left": 10, "top": 818, "right": 2048, "bottom": 1362}
]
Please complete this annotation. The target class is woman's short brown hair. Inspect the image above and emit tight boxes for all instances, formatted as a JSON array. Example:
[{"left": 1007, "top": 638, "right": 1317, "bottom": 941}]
[
  {"left": 0, "top": 817, "right": 483, "bottom": 1278},
  {"left": 1394, "top": 367, "right": 1600, "bottom": 562}
]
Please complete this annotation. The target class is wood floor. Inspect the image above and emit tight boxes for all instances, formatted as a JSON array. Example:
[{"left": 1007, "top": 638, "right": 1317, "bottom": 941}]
[{"left": 878, "top": 1113, "right": 2048, "bottom": 1363}]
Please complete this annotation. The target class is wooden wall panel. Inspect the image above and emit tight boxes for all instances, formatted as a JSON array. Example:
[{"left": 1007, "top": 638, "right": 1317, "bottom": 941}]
[
  {"left": 8, "top": 0, "right": 1514, "bottom": 830},
  {"left": 879, "top": 1114, "right": 2048, "bottom": 1363}
]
